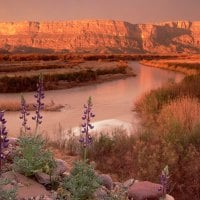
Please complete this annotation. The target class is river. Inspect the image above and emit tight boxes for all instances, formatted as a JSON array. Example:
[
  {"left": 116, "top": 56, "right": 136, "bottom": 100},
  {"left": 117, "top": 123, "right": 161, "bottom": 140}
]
[{"left": 0, "top": 62, "right": 184, "bottom": 139}]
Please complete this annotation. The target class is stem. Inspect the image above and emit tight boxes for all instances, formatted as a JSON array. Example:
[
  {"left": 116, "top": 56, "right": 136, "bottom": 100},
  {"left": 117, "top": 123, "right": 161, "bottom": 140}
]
[
  {"left": 35, "top": 123, "right": 39, "bottom": 135},
  {"left": 84, "top": 148, "right": 87, "bottom": 162}
]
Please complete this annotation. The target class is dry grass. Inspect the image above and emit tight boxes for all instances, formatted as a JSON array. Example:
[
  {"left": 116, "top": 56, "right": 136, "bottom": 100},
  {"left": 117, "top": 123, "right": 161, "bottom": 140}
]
[
  {"left": 158, "top": 97, "right": 200, "bottom": 134},
  {"left": 141, "top": 58, "right": 200, "bottom": 75},
  {"left": 0, "top": 100, "right": 64, "bottom": 111}
]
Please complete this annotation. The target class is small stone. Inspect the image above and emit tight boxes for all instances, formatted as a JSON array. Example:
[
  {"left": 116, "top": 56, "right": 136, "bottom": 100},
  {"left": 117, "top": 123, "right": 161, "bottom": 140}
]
[
  {"left": 90, "top": 161, "right": 97, "bottom": 169},
  {"left": 93, "top": 187, "right": 109, "bottom": 200},
  {"left": 62, "top": 171, "right": 70, "bottom": 178},
  {"left": 165, "top": 194, "right": 175, "bottom": 200},
  {"left": 123, "top": 178, "right": 135, "bottom": 189},
  {"left": 99, "top": 174, "right": 113, "bottom": 190},
  {"left": 35, "top": 172, "right": 51, "bottom": 185},
  {"left": 8, "top": 137, "right": 19, "bottom": 145},
  {"left": 114, "top": 181, "right": 123, "bottom": 190},
  {"left": 17, "top": 182, "right": 25, "bottom": 187},
  {"left": 52, "top": 159, "right": 68, "bottom": 176},
  {"left": 11, "top": 180, "right": 17, "bottom": 185}
]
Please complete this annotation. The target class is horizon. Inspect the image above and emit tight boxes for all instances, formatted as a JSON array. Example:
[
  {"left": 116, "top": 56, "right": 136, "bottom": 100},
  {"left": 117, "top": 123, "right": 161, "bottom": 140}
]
[
  {"left": 0, "top": 0, "right": 200, "bottom": 24},
  {"left": 0, "top": 18, "right": 200, "bottom": 24}
]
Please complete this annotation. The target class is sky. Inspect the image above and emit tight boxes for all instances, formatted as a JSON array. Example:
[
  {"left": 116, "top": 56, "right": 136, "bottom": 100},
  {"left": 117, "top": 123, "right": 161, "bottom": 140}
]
[{"left": 0, "top": 0, "right": 200, "bottom": 24}]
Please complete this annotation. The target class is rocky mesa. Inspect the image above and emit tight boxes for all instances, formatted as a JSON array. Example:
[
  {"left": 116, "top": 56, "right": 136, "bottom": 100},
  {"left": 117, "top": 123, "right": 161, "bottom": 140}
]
[{"left": 0, "top": 19, "right": 200, "bottom": 53}]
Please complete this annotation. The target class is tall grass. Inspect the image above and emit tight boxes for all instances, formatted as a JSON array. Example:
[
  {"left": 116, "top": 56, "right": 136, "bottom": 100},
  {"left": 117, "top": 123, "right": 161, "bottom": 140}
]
[
  {"left": 135, "top": 74, "right": 200, "bottom": 119},
  {"left": 158, "top": 97, "right": 200, "bottom": 136}
]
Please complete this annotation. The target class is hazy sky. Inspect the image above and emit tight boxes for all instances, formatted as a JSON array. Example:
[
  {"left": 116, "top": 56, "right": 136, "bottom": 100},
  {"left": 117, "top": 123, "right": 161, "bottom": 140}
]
[{"left": 0, "top": 0, "right": 199, "bottom": 23}]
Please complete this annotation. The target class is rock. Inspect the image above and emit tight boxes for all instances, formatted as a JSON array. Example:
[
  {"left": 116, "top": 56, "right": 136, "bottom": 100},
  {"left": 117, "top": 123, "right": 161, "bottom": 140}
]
[
  {"left": 99, "top": 174, "right": 113, "bottom": 190},
  {"left": 93, "top": 187, "right": 109, "bottom": 200},
  {"left": 127, "top": 181, "right": 163, "bottom": 200},
  {"left": 165, "top": 194, "right": 175, "bottom": 200},
  {"left": 52, "top": 159, "right": 68, "bottom": 176},
  {"left": 62, "top": 171, "right": 70, "bottom": 178},
  {"left": 2, "top": 171, "right": 52, "bottom": 199},
  {"left": 35, "top": 172, "right": 51, "bottom": 185},
  {"left": 123, "top": 178, "right": 135, "bottom": 189}
]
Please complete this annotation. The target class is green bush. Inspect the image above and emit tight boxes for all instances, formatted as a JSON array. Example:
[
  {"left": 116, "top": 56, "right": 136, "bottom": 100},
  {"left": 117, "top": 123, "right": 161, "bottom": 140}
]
[
  {"left": 58, "top": 161, "right": 100, "bottom": 200},
  {"left": 14, "top": 134, "right": 56, "bottom": 176}
]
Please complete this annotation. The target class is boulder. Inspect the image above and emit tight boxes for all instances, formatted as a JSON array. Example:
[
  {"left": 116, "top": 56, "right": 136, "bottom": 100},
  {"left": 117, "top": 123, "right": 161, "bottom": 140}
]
[
  {"left": 99, "top": 174, "right": 113, "bottom": 190},
  {"left": 128, "top": 181, "right": 163, "bottom": 200},
  {"left": 2, "top": 171, "right": 52, "bottom": 199},
  {"left": 52, "top": 159, "right": 68, "bottom": 176},
  {"left": 35, "top": 172, "right": 51, "bottom": 185}
]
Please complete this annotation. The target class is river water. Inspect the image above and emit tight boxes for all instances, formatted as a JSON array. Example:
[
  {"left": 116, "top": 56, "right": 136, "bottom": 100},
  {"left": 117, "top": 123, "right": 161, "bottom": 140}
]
[{"left": 0, "top": 62, "right": 184, "bottom": 138}]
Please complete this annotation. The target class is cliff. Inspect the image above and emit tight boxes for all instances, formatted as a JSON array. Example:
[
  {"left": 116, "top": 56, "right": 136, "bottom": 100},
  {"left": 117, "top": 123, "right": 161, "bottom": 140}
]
[{"left": 0, "top": 19, "right": 200, "bottom": 53}]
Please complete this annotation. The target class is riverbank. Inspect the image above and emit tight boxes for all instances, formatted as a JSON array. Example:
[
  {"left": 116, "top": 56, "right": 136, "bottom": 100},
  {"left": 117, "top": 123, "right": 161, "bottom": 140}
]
[
  {"left": 140, "top": 56, "right": 200, "bottom": 75},
  {"left": 0, "top": 100, "right": 65, "bottom": 112}
]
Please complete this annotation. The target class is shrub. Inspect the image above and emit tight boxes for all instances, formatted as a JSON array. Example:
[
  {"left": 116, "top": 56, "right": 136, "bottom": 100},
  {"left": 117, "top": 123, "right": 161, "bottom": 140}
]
[
  {"left": 88, "top": 128, "right": 136, "bottom": 179},
  {"left": 14, "top": 134, "right": 55, "bottom": 176},
  {"left": 58, "top": 161, "right": 100, "bottom": 200}
]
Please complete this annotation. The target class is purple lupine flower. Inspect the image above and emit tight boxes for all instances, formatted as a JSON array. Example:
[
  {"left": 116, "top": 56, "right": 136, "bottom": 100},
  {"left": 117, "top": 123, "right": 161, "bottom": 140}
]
[
  {"left": 80, "top": 97, "right": 95, "bottom": 149},
  {"left": 160, "top": 166, "right": 170, "bottom": 198},
  {"left": 32, "top": 74, "right": 45, "bottom": 133},
  {"left": 19, "top": 95, "right": 30, "bottom": 133},
  {"left": 0, "top": 111, "right": 9, "bottom": 174}
]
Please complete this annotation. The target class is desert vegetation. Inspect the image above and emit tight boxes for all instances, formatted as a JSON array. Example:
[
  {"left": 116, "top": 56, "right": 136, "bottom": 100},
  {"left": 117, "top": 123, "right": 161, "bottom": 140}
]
[{"left": 1, "top": 55, "right": 200, "bottom": 200}]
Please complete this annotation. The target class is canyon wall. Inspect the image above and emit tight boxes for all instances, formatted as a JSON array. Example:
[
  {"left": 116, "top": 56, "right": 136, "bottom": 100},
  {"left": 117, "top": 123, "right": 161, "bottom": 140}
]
[{"left": 0, "top": 20, "right": 199, "bottom": 53}]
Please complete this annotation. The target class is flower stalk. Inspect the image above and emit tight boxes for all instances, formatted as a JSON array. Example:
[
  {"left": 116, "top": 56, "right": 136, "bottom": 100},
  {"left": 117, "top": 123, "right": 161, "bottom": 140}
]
[
  {"left": 80, "top": 97, "right": 95, "bottom": 161},
  {"left": 32, "top": 74, "right": 45, "bottom": 134}
]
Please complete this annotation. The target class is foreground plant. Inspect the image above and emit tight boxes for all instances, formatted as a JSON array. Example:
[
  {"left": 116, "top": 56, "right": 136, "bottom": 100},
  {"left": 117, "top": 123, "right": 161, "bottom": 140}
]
[
  {"left": 14, "top": 134, "right": 55, "bottom": 176},
  {"left": 19, "top": 95, "right": 30, "bottom": 133},
  {"left": 0, "top": 111, "right": 9, "bottom": 174},
  {"left": 58, "top": 160, "right": 100, "bottom": 200},
  {"left": 79, "top": 96, "right": 95, "bottom": 160},
  {"left": 32, "top": 74, "right": 45, "bottom": 134}
]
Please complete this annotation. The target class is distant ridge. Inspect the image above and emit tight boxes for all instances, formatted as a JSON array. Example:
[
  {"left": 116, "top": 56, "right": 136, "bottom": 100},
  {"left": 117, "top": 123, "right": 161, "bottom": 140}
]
[{"left": 0, "top": 19, "right": 199, "bottom": 53}]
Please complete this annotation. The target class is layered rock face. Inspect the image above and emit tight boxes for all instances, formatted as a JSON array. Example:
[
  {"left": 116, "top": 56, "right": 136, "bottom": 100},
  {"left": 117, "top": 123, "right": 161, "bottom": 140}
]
[{"left": 0, "top": 20, "right": 200, "bottom": 53}]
